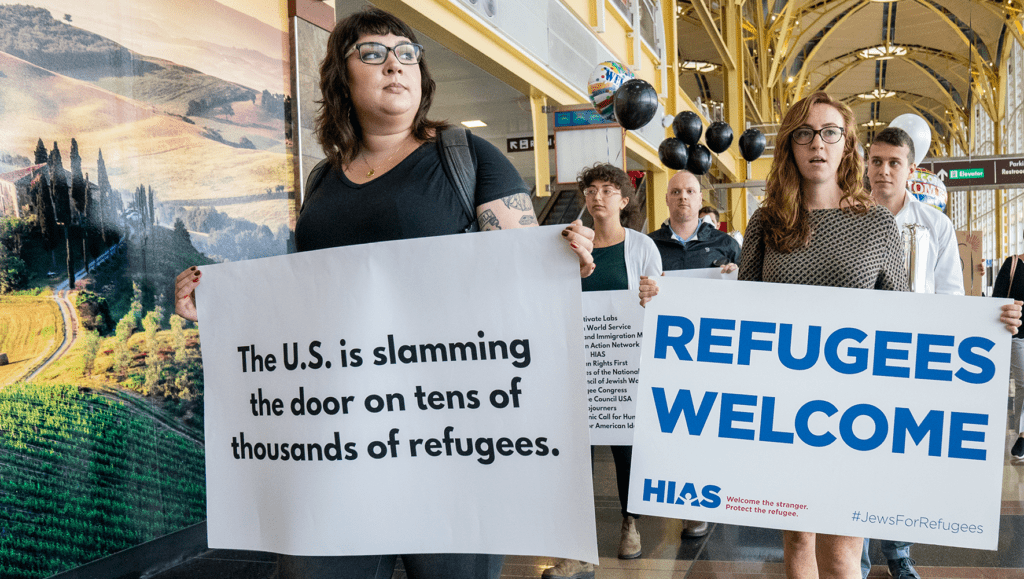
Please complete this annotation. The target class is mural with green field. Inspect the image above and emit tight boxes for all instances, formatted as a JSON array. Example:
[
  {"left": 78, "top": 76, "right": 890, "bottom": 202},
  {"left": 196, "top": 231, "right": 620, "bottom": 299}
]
[{"left": 0, "top": 0, "right": 295, "bottom": 575}]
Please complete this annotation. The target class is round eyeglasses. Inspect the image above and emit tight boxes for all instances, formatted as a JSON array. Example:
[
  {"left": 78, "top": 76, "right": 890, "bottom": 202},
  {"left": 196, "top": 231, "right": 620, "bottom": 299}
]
[
  {"left": 792, "top": 126, "right": 845, "bottom": 145},
  {"left": 583, "top": 186, "right": 622, "bottom": 198},
  {"left": 345, "top": 42, "right": 423, "bottom": 65}
]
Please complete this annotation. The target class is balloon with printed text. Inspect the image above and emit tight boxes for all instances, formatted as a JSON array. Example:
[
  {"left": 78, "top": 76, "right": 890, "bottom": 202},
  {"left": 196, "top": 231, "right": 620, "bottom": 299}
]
[
  {"left": 672, "top": 111, "right": 703, "bottom": 145},
  {"left": 659, "top": 138, "right": 689, "bottom": 170},
  {"left": 686, "top": 143, "right": 712, "bottom": 175},
  {"left": 738, "top": 128, "right": 766, "bottom": 162},
  {"left": 613, "top": 79, "right": 658, "bottom": 130},
  {"left": 587, "top": 61, "right": 634, "bottom": 122},
  {"left": 705, "top": 121, "right": 734, "bottom": 154}
]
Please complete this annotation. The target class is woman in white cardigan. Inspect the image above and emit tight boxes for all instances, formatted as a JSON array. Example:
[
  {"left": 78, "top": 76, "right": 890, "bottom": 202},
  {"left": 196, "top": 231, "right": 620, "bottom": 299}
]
[{"left": 543, "top": 164, "right": 661, "bottom": 579}]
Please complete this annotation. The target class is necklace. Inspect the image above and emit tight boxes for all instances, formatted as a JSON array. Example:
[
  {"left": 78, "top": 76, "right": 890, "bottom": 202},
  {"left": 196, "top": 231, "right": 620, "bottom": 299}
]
[{"left": 361, "top": 137, "right": 406, "bottom": 178}]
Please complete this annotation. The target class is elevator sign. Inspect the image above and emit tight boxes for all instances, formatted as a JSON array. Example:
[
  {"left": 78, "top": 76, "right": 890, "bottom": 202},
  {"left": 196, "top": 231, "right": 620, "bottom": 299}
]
[
  {"left": 922, "top": 156, "right": 1024, "bottom": 190},
  {"left": 948, "top": 168, "right": 984, "bottom": 180}
]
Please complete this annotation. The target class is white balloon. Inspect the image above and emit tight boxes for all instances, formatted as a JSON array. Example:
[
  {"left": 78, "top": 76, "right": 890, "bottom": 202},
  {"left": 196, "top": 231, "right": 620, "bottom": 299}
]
[{"left": 887, "top": 114, "right": 931, "bottom": 165}]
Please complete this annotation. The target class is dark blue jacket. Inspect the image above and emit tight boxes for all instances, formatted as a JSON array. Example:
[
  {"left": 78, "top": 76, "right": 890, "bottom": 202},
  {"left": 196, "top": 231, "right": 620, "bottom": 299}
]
[{"left": 649, "top": 221, "right": 741, "bottom": 271}]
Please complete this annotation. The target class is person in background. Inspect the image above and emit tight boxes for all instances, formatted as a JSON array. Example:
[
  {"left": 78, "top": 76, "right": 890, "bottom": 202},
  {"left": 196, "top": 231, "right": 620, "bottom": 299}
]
[
  {"left": 175, "top": 7, "right": 594, "bottom": 579},
  {"left": 993, "top": 242, "right": 1024, "bottom": 465},
  {"left": 542, "top": 163, "right": 661, "bottom": 579},
  {"left": 648, "top": 170, "right": 740, "bottom": 276},
  {"left": 863, "top": 126, "right": 1021, "bottom": 579},
  {"left": 698, "top": 205, "right": 720, "bottom": 229}
]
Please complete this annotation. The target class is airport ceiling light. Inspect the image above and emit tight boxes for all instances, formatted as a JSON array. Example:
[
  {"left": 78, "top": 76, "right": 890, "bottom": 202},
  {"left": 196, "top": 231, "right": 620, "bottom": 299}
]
[
  {"left": 862, "top": 120, "right": 886, "bottom": 127},
  {"left": 461, "top": 120, "right": 487, "bottom": 128},
  {"left": 680, "top": 60, "right": 720, "bottom": 73},
  {"left": 857, "top": 89, "right": 897, "bottom": 100},
  {"left": 858, "top": 44, "right": 908, "bottom": 60}
]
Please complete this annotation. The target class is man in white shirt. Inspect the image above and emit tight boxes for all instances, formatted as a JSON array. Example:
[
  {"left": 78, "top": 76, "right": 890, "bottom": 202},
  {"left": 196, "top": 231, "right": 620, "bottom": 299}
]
[{"left": 869, "top": 128, "right": 963, "bottom": 295}]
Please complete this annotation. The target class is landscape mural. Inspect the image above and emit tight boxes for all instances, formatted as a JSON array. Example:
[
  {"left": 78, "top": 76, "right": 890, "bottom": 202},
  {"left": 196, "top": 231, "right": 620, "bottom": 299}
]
[{"left": 0, "top": 0, "right": 297, "bottom": 575}]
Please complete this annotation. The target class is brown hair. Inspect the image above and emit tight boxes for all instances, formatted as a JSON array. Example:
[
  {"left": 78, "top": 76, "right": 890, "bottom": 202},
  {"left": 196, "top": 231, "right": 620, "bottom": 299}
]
[
  {"left": 872, "top": 127, "right": 915, "bottom": 165},
  {"left": 577, "top": 163, "right": 637, "bottom": 226},
  {"left": 760, "top": 91, "right": 871, "bottom": 253},
  {"left": 316, "top": 7, "right": 448, "bottom": 170}
]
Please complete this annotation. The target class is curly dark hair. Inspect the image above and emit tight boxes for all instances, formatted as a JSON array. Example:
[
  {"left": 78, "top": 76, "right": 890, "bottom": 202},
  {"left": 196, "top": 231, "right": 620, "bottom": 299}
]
[
  {"left": 316, "top": 7, "right": 448, "bottom": 170},
  {"left": 577, "top": 163, "right": 637, "bottom": 226}
]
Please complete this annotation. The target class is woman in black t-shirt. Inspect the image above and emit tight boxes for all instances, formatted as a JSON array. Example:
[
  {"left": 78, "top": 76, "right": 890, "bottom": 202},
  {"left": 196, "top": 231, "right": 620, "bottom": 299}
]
[{"left": 174, "top": 7, "right": 596, "bottom": 579}]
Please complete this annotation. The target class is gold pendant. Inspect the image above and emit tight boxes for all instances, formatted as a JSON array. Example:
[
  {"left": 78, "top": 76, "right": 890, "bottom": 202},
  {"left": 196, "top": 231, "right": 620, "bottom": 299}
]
[{"left": 366, "top": 169, "right": 374, "bottom": 177}]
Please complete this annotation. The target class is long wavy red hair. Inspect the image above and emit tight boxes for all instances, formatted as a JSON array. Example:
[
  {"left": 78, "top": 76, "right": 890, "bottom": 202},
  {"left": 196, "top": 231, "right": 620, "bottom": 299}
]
[{"left": 760, "top": 92, "right": 871, "bottom": 253}]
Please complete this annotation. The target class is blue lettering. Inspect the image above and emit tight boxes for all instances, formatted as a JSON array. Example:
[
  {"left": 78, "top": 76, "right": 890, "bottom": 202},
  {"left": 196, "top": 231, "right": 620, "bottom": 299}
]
[
  {"left": 948, "top": 412, "right": 987, "bottom": 461},
  {"left": 824, "top": 328, "right": 869, "bottom": 374},
  {"left": 652, "top": 388, "right": 717, "bottom": 434},
  {"left": 697, "top": 318, "right": 735, "bottom": 364},
  {"left": 643, "top": 478, "right": 666, "bottom": 502},
  {"left": 779, "top": 324, "right": 821, "bottom": 370},
  {"left": 892, "top": 408, "right": 944, "bottom": 456},
  {"left": 955, "top": 337, "right": 996, "bottom": 384},
  {"left": 838, "top": 404, "right": 888, "bottom": 451},
  {"left": 719, "top": 393, "right": 757, "bottom": 440},
  {"left": 679, "top": 482, "right": 700, "bottom": 505},
  {"left": 759, "top": 396, "right": 795, "bottom": 444},
  {"left": 654, "top": 315, "right": 695, "bottom": 361},
  {"left": 915, "top": 334, "right": 954, "bottom": 381},
  {"left": 700, "top": 485, "right": 722, "bottom": 508},
  {"left": 872, "top": 331, "right": 912, "bottom": 378},
  {"left": 795, "top": 400, "right": 837, "bottom": 447},
  {"left": 738, "top": 321, "right": 776, "bottom": 365}
]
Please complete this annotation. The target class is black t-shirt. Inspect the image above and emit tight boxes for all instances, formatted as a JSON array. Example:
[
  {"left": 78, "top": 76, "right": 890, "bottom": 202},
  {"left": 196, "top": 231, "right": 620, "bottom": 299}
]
[{"left": 295, "top": 135, "right": 527, "bottom": 251}]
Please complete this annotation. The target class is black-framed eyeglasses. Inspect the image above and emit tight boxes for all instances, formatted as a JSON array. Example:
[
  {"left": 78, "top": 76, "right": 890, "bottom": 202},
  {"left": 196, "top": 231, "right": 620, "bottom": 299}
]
[
  {"left": 792, "top": 126, "right": 845, "bottom": 145},
  {"left": 345, "top": 42, "right": 423, "bottom": 65}
]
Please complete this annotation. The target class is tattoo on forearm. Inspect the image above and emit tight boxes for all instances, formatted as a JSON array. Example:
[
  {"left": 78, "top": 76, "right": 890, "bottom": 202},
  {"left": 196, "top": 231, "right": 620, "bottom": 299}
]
[
  {"left": 479, "top": 209, "right": 501, "bottom": 230},
  {"left": 502, "top": 193, "right": 533, "bottom": 211},
  {"left": 519, "top": 214, "right": 538, "bottom": 225}
]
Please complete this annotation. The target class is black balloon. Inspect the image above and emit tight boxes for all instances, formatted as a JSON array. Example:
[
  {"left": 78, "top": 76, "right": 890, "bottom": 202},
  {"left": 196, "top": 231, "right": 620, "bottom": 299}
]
[
  {"left": 686, "top": 143, "right": 712, "bottom": 175},
  {"left": 658, "top": 138, "right": 689, "bottom": 170},
  {"left": 672, "top": 111, "right": 703, "bottom": 145},
  {"left": 613, "top": 79, "right": 658, "bottom": 130},
  {"left": 705, "top": 121, "right": 734, "bottom": 154},
  {"left": 738, "top": 128, "right": 766, "bottom": 162}
]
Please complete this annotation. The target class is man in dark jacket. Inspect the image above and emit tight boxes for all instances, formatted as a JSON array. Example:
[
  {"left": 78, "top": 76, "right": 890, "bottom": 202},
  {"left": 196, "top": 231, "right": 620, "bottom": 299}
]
[{"left": 649, "top": 170, "right": 740, "bottom": 272}]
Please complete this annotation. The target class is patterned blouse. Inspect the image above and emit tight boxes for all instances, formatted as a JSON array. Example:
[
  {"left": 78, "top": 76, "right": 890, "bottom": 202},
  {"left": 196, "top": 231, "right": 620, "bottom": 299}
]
[{"left": 739, "top": 205, "right": 908, "bottom": 291}]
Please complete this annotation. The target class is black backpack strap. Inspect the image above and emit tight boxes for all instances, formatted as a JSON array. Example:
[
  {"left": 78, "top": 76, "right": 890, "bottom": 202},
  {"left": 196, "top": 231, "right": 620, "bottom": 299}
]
[
  {"left": 438, "top": 127, "right": 479, "bottom": 233},
  {"left": 300, "top": 158, "right": 330, "bottom": 215}
]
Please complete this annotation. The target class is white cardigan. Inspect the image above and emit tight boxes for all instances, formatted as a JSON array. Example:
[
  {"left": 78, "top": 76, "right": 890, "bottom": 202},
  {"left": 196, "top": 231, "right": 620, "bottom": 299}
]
[{"left": 623, "top": 228, "right": 663, "bottom": 290}]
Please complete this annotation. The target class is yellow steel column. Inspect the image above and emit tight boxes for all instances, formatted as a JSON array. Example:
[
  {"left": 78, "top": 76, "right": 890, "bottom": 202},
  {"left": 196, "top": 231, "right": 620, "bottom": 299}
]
[
  {"left": 531, "top": 87, "right": 551, "bottom": 197},
  {"left": 648, "top": 170, "right": 668, "bottom": 232},
  {"left": 723, "top": 0, "right": 747, "bottom": 233}
]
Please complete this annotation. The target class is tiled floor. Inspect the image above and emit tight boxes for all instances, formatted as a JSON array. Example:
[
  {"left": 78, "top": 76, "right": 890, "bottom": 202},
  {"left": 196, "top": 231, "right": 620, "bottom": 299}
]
[{"left": 148, "top": 430, "right": 1024, "bottom": 579}]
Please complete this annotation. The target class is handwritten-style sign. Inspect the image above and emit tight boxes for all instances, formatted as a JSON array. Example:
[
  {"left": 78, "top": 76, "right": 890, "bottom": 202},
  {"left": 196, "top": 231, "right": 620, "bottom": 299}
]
[
  {"left": 197, "top": 227, "right": 597, "bottom": 562},
  {"left": 628, "top": 277, "right": 1009, "bottom": 549}
]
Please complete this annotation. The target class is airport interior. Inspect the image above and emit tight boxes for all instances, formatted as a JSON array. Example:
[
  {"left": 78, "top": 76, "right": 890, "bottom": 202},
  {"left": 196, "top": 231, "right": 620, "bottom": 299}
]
[{"left": 3, "top": 0, "right": 1024, "bottom": 577}]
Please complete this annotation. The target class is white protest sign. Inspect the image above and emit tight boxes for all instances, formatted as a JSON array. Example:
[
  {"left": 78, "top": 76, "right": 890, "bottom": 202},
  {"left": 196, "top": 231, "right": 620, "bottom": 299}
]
[
  {"left": 664, "top": 267, "right": 738, "bottom": 281},
  {"left": 197, "top": 226, "right": 597, "bottom": 562},
  {"left": 582, "top": 290, "right": 644, "bottom": 445},
  {"left": 628, "top": 277, "right": 1010, "bottom": 549}
]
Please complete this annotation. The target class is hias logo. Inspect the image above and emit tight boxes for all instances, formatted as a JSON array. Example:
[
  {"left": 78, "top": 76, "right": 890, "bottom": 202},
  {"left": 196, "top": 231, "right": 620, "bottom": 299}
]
[{"left": 643, "top": 478, "right": 721, "bottom": 508}]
